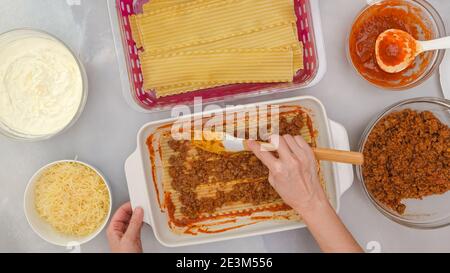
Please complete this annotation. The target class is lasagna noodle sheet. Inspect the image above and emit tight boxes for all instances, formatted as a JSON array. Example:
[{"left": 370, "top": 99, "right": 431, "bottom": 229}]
[
  {"left": 147, "top": 21, "right": 298, "bottom": 54},
  {"left": 153, "top": 43, "right": 303, "bottom": 97},
  {"left": 293, "top": 42, "right": 304, "bottom": 71},
  {"left": 143, "top": 0, "right": 212, "bottom": 13},
  {"left": 148, "top": 23, "right": 302, "bottom": 97},
  {"left": 138, "top": 0, "right": 296, "bottom": 51},
  {"left": 129, "top": 15, "right": 143, "bottom": 49},
  {"left": 156, "top": 110, "right": 313, "bottom": 224},
  {"left": 155, "top": 83, "right": 224, "bottom": 98},
  {"left": 141, "top": 49, "right": 294, "bottom": 92},
  {"left": 158, "top": 136, "right": 287, "bottom": 221}
]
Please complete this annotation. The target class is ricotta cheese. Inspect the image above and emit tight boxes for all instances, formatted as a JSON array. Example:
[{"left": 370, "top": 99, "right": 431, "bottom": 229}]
[{"left": 0, "top": 34, "right": 83, "bottom": 136}]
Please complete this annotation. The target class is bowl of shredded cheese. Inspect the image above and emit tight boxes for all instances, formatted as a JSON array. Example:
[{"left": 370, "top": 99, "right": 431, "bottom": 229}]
[{"left": 23, "top": 160, "right": 112, "bottom": 246}]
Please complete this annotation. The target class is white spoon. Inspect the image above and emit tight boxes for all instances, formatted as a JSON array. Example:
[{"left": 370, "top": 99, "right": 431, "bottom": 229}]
[{"left": 375, "top": 29, "right": 450, "bottom": 73}]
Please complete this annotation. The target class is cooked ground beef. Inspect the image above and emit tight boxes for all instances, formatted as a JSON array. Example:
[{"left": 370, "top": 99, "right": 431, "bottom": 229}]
[
  {"left": 362, "top": 109, "right": 450, "bottom": 214},
  {"left": 167, "top": 113, "right": 312, "bottom": 219}
]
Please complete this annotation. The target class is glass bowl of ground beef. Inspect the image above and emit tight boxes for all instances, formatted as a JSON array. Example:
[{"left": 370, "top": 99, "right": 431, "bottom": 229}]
[{"left": 357, "top": 97, "right": 450, "bottom": 229}]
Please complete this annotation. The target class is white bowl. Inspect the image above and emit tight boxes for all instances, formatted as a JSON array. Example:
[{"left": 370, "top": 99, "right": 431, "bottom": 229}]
[{"left": 23, "top": 160, "right": 112, "bottom": 247}]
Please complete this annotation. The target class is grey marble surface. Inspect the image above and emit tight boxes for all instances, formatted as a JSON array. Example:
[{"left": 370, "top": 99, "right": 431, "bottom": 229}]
[{"left": 0, "top": 0, "right": 449, "bottom": 253}]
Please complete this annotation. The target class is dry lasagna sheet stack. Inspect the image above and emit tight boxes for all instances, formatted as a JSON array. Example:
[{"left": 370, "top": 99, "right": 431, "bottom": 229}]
[{"left": 129, "top": 0, "right": 304, "bottom": 98}]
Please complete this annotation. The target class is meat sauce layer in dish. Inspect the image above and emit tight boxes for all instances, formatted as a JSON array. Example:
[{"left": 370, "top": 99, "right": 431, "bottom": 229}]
[{"left": 146, "top": 107, "right": 322, "bottom": 234}]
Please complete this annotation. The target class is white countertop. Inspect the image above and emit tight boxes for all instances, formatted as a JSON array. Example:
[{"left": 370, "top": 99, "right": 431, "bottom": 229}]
[{"left": 0, "top": 0, "right": 449, "bottom": 253}]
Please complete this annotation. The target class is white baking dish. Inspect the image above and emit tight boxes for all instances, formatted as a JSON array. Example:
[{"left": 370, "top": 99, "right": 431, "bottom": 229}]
[{"left": 124, "top": 95, "right": 354, "bottom": 247}]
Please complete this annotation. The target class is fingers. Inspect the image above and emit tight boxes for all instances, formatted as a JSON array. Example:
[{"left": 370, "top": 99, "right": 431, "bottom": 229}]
[
  {"left": 124, "top": 207, "right": 144, "bottom": 241},
  {"left": 112, "top": 202, "right": 133, "bottom": 222},
  {"left": 293, "top": 136, "right": 319, "bottom": 176},
  {"left": 294, "top": 136, "right": 315, "bottom": 162},
  {"left": 247, "top": 140, "right": 278, "bottom": 171},
  {"left": 268, "top": 174, "right": 276, "bottom": 187},
  {"left": 107, "top": 202, "right": 133, "bottom": 237},
  {"left": 248, "top": 135, "right": 315, "bottom": 176},
  {"left": 270, "top": 135, "right": 295, "bottom": 162},
  {"left": 284, "top": 135, "right": 305, "bottom": 158}
]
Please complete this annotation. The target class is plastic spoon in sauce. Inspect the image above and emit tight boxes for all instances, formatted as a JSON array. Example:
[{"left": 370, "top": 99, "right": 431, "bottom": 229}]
[{"left": 375, "top": 29, "right": 450, "bottom": 73}]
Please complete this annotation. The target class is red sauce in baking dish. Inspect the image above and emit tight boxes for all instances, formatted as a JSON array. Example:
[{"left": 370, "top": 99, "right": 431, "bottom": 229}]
[
  {"left": 349, "top": 0, "right": 433, "bottom": 88},
  {"left": 145, "top": 106, "right": 316, "bottom": 235}
]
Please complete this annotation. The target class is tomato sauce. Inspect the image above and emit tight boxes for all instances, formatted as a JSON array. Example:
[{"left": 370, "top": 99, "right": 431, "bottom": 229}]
[
  {"left": 377, "top": 31, "right": 416, "bottom": 67},
  {"left": 146, "top": 106, "right": 315, "bottom": 235},
  {"left": 349, "top": 0, "right": 433, "bottom": 88}
]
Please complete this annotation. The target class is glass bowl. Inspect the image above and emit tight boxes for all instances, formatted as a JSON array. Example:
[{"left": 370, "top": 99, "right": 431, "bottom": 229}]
[
  {"left": 347, "top": 0, "right": 446, "bottom": 90},
  {"left": 357, "top": 97, "right": 450, "bottom": 229},
  {"left": 0, "top": 29, "right": 88, "bottom": 141}
]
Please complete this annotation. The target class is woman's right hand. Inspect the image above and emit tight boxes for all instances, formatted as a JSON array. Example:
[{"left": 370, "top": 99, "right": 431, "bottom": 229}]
[
  {"left": 248, "top": 135, "right": 363, "bottom": 253},
  {"left": 247, "top": 135, "right": 328, "bottom": 217}
]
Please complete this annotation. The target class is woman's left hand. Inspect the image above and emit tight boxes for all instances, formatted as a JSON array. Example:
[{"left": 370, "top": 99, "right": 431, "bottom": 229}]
[{"left": 106, "top": 202, "right": 144, "bottom": 253}]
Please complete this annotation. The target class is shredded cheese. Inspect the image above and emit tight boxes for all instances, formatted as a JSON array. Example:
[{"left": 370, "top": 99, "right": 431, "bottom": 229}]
[{"left": 34, "top": 162, "right": 110, "bottom": 237}]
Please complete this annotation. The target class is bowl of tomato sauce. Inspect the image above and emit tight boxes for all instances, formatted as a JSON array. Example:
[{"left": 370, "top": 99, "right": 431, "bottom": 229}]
[{"left": 348, "top": 0, "right": 445, "bottom": 90}]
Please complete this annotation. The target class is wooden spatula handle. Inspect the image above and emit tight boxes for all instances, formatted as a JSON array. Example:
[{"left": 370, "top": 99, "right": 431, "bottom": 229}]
[
  {"left": 244, "top": 141, "right": 364, "bottom": 165},
  {"left": 313, "top": 148, "right": 364, "bottom": 165}
]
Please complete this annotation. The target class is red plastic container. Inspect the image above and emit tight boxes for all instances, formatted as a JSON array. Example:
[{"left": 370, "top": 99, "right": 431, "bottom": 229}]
[{"left": 108, "top": 0, "right": 326, "bottom": 112}]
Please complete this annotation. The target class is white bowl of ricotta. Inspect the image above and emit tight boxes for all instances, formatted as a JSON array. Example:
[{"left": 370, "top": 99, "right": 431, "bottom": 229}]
[{"left": 0, "top": 29, "right": 87, "bottom": 141}]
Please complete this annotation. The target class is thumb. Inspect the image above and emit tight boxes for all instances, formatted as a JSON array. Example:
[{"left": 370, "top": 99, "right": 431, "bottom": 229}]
[{"left": 124, "top": 207, "right": 144, "bottom": 241}]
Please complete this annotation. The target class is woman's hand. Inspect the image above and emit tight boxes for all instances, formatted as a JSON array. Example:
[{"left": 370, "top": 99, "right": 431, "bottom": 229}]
[
  {"left": 248, "top": 135, "right": 362, "bottom": 253},
  {"left": 247, "top": 135, "right": 328, "bottom": 216},
  {"left": 107, "top": 202, "right": 144, "bottom": 253}
]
